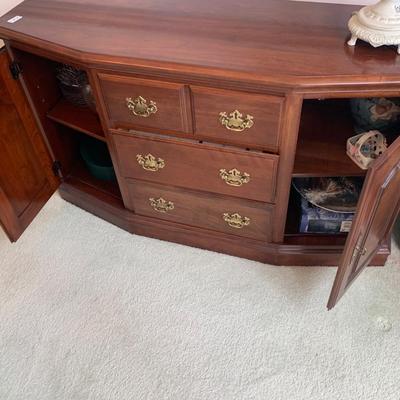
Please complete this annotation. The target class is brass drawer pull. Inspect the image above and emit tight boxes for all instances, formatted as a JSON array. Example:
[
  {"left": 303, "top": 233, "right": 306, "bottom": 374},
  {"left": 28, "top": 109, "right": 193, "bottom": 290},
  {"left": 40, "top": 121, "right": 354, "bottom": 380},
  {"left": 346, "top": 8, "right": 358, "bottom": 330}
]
[
  {"left": 223, "top": 213, "right": 250, "bottom": 229},
  {"left": 356, "top": 245, "right": 367, "bottom": 257},
  {"left": 137, "top": 154, "right": 165, "bottom": 172},
  {"left": 219, "top": 168, "right": 250, "bottom": 187},
  {"left": 126, "top": 96, "right": 158, "bottom": 117},
  {"left": 149, "top": 197, "right": 174, "bottom": 213},
  {"left": 219, "top": 110, "right": 254, "bottom": 132}
]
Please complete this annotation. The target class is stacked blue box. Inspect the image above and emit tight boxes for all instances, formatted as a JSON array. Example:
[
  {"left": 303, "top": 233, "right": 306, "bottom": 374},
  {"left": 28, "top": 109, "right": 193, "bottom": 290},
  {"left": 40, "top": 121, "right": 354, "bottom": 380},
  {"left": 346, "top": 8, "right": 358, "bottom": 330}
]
[{"left": 299, "top": 198, "right": 354, "bottom": 234}]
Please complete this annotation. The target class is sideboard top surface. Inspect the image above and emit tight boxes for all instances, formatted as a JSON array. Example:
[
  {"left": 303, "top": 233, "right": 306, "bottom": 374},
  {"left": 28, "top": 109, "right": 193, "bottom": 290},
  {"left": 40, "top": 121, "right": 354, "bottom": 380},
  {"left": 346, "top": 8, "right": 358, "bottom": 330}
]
[{"left": 1, "top": 0, "right": 400, "bottom": 89}]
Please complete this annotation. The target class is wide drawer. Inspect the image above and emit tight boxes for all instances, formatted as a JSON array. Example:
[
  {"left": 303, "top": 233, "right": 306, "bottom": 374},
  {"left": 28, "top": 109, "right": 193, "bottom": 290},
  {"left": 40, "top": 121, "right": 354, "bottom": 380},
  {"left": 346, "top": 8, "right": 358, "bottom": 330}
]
[
  {"left": 191, "top": 86, "right": 284, "bottom": 152},
  {"left": 97, "top": 73, "right": 192, "bottom": 134},
  {"left": 126, "top": 180, "right": 273, "bottom": 242},
  {"left": 111, "top": 131, "right": 279, "bottom": 203}
]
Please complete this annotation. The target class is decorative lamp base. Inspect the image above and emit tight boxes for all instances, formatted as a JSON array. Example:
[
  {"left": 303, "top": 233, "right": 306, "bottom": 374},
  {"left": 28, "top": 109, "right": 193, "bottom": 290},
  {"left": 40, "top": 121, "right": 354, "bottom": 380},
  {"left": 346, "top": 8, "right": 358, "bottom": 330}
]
[{"left": 348, "top": 0, "right": 400, "bottom": 54}]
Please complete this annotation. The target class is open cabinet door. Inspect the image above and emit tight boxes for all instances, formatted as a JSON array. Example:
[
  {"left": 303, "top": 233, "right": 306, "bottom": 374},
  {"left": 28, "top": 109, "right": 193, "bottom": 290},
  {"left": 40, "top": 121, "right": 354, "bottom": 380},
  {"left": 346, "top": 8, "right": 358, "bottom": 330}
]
[
  {"left": 0, "top": 48, "right": 59, "bottom": 242},
  {"left": 327, "top": 136, "right": 400, "bottom": 309}
]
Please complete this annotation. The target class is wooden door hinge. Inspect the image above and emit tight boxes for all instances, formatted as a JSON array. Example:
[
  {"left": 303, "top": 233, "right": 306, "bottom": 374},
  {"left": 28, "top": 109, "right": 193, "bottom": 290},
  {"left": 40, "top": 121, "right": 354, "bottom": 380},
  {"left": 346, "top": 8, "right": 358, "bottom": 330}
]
[
  {"left": 9, "top": 61, "right": 22, "bottom": 80},
  {"left": 52, "top": 160, "right": 62, "bottom": 177}
]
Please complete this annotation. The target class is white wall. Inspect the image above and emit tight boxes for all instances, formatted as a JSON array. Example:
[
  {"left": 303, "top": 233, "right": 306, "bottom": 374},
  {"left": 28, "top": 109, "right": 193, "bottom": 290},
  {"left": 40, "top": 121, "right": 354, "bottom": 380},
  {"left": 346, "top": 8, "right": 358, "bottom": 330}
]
[{"left": 293, "top": 0, "right": 375, "bottom": 3}]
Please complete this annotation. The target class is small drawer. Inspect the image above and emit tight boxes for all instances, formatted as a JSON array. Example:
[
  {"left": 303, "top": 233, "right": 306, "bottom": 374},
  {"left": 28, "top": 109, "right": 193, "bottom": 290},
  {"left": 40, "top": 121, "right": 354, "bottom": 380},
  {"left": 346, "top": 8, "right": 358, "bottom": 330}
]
[
  {"left": 191, "top": 86, "right": 284, "bottom": 151},
  {"left": 126, "top": 180, "right": 273, "bottom": 242},
  {"left": 111, "top": 131, "right": 278, "bottom": 203},
  {"left": 97, "top": 73, "right": 192, "bottom": 134}
]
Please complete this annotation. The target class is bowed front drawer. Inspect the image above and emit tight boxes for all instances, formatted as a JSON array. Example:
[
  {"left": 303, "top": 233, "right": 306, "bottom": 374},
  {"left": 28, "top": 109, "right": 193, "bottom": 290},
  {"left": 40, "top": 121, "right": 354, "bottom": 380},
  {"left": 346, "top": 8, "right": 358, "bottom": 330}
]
[
  {"left": 111, "top": 131, "right": 279, "bottom": 203},
  {"left": 126, "top": 180, "right": 274, "bottom": 242}
]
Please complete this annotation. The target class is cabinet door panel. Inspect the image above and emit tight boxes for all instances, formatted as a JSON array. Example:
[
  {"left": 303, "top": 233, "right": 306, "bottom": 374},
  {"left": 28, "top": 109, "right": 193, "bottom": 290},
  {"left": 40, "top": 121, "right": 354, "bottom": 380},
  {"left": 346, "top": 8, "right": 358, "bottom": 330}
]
[
  {"left": 0, "top": 50, "right": 58, "bottom": 242},
  {"left": 327, "top": 136, "right": 400, "bottom": 309}
]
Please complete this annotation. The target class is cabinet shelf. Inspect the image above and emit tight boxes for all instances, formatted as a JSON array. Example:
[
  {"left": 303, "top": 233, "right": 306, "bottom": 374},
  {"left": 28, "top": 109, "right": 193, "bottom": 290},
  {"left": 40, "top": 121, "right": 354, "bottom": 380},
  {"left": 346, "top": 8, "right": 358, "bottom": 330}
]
[
  {"left": 67, "top": 159, "right": 122, "bottom": 200},
  {"left": 293, "top": 100, "right": 365, "bottom": 177},
  {"left": 47, "top": 99, "right": 106, "bottom": 142}
]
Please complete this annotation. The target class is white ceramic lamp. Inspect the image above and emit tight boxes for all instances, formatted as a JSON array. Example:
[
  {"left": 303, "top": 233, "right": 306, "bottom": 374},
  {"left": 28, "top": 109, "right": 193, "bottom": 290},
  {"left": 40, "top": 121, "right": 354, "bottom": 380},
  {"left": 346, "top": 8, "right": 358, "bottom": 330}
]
[{"left": 348, "top": 0, "right": 400, "bottom": 53}]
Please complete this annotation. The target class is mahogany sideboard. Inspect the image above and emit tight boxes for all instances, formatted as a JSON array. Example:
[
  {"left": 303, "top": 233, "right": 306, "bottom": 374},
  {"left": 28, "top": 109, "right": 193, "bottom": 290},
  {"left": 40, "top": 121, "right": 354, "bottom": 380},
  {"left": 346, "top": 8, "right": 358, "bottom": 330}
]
[{"left": 0, "top": 0, "right": 399, "bottom": 309}]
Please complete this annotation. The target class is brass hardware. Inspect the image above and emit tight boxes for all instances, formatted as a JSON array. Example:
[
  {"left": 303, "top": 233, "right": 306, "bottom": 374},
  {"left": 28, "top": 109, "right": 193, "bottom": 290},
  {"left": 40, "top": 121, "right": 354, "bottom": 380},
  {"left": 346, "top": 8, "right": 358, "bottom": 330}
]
[
  {"left": 126, "top": 96, "right": 158, "bottom": 117},
  {"left": 149, "top": 197, "right": 174, "bottom": 213},
  {"left": 351, "top": 235, "right": 368, "bottom": 262},
  {"left": 354, "top": 245, "right": 367, "bottom": 258},
  {"left": 223, "top": 213, "right": 250, "bottom": 229},
  {"left": 219, "top": 168, "right": 250, "bottom": 187},
  {"left": 137, "top": 154, "right": 165, "bottom": 172},
  {"left": 219, "top": 110, "right": 254, "bottom": 132}
]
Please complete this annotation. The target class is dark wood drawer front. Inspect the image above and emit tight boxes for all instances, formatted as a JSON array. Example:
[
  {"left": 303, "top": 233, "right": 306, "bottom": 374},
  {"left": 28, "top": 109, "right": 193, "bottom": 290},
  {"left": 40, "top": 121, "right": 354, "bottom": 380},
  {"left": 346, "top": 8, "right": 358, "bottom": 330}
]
[
  {"left": 192, "top": 87, "right": 284, "bottom": 151},
  {"left": 112, "top": 132, "right": 278, "bottom": 203},
  {"left": 126, "top": 181, "right": 273, "bottom": 241},
  {"left": 98, "top": 73, "right": 191, "bottom": 134}
]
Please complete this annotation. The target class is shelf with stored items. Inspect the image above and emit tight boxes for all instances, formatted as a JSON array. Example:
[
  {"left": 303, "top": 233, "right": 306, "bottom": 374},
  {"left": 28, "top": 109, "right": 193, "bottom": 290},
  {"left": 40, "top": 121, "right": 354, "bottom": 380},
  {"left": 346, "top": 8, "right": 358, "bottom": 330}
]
[
  {"left": 284, "top": 177, "right": 363, "bottom": 238},
  {"left": 293, "top": 98, "right": 400, "bottom": 178},
  {"left": 293, "top": 99, "right": 365, "bottom": 177},
  {"left": 287, "top": 96, "right": 400, "bottom": 264},
  {"left": 4, "top": 48, "right": 122, "bottom": 205}
]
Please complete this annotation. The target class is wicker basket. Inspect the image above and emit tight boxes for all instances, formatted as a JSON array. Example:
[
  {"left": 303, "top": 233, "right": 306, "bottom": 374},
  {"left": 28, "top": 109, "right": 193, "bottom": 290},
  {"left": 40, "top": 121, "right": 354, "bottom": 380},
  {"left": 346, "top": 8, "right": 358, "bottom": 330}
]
[{"left": 56, "top": 64, "right": 95, "bottom": 110}]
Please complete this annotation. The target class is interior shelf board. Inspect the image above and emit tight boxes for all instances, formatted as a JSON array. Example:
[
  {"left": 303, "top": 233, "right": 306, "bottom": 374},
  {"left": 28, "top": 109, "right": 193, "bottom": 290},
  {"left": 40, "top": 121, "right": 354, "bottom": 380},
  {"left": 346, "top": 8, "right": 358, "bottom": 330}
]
[
  {"left": 47, "top": 99, "right": 106, "bottom": 142},
  {"left": 293, "top": 99, "right": 366, "bottom": 177},
  {"left": 67, "top": 160, "right": 122, "bottom": 200},
  {"left": 292, "top": 140, "right": 365, "bottom": 177}
]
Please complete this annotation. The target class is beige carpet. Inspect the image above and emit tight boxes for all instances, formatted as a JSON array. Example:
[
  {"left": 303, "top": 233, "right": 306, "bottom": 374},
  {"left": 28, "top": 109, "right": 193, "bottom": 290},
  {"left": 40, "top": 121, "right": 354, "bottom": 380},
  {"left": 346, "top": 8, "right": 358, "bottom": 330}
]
[{"left": 0, "top": 193, "right": 399, "bottom": 400}]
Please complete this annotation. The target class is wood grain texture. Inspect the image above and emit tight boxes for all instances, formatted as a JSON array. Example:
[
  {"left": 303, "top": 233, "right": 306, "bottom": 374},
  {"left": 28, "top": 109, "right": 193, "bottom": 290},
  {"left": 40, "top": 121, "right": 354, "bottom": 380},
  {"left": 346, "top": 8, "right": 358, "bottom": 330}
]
[
  {"left": 328, "top": 136, "right": 400, "bottom": 309},
  {"left": 110, "top": 130, "right": 278, "bottom": 203},
  {"left": 125, "top": 180, "right": 274, "bottom": 242},
  {"left": 293, "top": 100, "right": 365, "bottom": 177},
  {"left": 271, "top": 93, "right": 303, "bottom": 242},
  {"left": 191, "top": 86, "right": 283, "bottom": 151},
  {"left": 0, "top": 49, "right": 58, "bottom": 241},
  {"left": 98, "top": 73, "right": 192, "bottom": 134},
  {"left": 68, "top": 159, "right": 122, "bottom": 200},
  {"left": 47, "top": 99, "right": 105, "bottom": 142},
  {"left": 58, "top": 176, "right": 390, "bottom": 266},
  {"left": 1, "top": 0, "right": 400, "bottom": 91},
  {"left": 0, "top": 0, "right": 398, "bottom": 284},
  {"left": 9, "top": 48, "right": 77, "bottom": 173}
]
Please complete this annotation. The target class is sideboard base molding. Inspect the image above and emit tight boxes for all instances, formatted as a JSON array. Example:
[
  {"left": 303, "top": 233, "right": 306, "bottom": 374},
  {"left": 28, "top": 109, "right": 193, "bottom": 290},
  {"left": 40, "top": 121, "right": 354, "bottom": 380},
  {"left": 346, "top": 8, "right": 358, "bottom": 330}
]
[{"left": 58, "top": 181, "right": 389, "bottom": 267}]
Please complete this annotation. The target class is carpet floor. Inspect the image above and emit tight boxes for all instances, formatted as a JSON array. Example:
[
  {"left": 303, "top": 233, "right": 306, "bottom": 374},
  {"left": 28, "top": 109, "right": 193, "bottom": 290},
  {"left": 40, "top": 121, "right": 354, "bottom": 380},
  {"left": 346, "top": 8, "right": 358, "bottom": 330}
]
[{"left": 0, "top": 193, "right": 399, "bottom": 400}]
